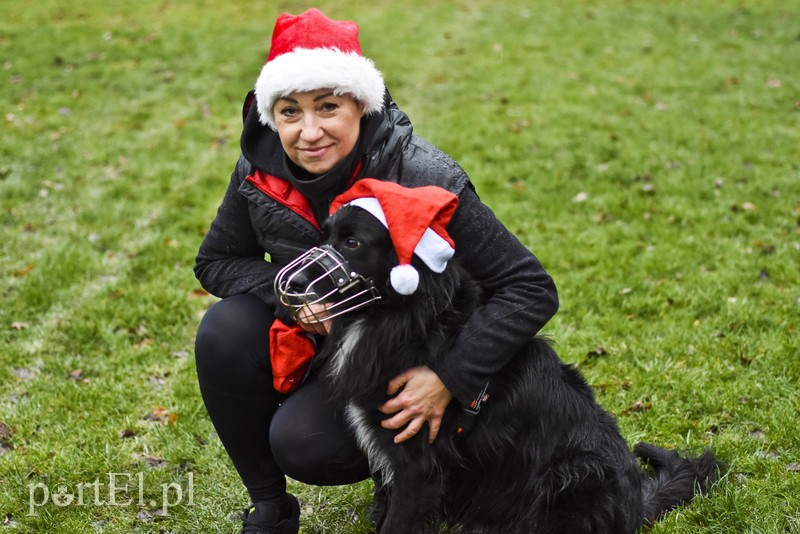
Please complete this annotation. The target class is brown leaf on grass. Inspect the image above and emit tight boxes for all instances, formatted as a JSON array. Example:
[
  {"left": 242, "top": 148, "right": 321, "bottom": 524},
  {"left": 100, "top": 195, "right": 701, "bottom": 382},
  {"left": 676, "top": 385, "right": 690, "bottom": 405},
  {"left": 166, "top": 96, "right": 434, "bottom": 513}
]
[
  {"left": 621, "top": 398, "right": 653, "bottom": 416},
  {"left": 135, "top": 510, "right": 154, "bottom": 523},
  {"left": 138, "top": 454, "right": 168, "bottom": 468},
  {"left": 731, "top": 202, "right": 757, "bottom": 212},
  {"left": 592, "top": 380, "right": 632, "bottom": 391},
  {"left": 13, "top": 264, "right": 33, "bottom": 277},
  {"left": 119, "top": 428, "right": 136, "bottom": 439},
  {"left": 143, "top": 406, "right": 168, "bottom": 421},
  {"left": 586, "top": 345, "right": 608, "bottom": 358},
  {"left": 66, "top": 369, "right": 91, "bottom": 383},
  {"left": 67, "top": 369, "right": 83, "bottom": 380},
  {"left": 0, "top": 422, "right": 13, "bottom": 455},
  {"left": 143, "top": 406, "right": 173, "bottom": 424},
  {"left": 189, "top": 288, "right": 210, "bottom": 299},
  {"left": 754, "top": 240, "right": 776, "bottom": 255}
]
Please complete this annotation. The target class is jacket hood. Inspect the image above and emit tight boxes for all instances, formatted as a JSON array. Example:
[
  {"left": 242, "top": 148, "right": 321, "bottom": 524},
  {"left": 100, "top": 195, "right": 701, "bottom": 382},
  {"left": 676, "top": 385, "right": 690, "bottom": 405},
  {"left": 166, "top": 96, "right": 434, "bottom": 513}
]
[{"left": 240, "top": 89, "right": 413, "bottom": 179}]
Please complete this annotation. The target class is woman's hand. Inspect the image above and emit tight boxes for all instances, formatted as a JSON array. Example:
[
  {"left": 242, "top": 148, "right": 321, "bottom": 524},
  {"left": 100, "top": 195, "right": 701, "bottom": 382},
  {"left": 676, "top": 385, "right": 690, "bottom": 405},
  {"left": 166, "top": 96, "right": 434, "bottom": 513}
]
[
  {"left": 379, "top": 366, "right": 452, "bottom": 444},
  {"left": 295, "top": 303, "right": 332, "bottom": 336}
]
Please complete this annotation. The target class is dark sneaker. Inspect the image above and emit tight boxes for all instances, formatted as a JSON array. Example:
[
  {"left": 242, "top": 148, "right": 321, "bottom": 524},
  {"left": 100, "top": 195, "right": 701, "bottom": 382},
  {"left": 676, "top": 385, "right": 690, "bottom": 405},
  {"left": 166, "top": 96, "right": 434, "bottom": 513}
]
[{"left": 240, "top": 493, "right": 300, "bottom": 534}]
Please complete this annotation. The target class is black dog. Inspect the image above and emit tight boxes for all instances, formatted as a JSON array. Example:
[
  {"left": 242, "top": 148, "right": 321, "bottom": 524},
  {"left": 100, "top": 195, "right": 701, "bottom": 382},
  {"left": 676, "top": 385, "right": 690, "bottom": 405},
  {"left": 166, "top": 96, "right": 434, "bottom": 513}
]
[{"left": 278, "top": 205, "right": 719, "bottom": 533}]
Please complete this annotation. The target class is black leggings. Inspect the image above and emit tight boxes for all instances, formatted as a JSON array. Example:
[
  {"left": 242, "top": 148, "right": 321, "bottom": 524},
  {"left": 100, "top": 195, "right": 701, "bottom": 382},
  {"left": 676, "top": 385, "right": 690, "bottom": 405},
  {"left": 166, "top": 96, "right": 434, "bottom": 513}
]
[{"left": 194, "top": 294, "right": 370, "bottom": 503}]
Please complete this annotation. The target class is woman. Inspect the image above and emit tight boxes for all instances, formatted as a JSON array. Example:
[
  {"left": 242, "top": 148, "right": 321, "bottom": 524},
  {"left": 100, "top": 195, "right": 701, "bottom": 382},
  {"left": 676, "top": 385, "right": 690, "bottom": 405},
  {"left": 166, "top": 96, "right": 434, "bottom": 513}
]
[{"left": 194, "top": 8, "right": 558, "bottom": 533}]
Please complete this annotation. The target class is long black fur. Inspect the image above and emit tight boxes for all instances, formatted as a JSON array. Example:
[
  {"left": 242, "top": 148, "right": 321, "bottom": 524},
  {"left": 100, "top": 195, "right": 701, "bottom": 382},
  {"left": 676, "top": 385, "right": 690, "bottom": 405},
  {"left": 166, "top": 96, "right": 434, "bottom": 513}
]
[{"left": 305, "top": 206, "right": 719, "bottom": 534}]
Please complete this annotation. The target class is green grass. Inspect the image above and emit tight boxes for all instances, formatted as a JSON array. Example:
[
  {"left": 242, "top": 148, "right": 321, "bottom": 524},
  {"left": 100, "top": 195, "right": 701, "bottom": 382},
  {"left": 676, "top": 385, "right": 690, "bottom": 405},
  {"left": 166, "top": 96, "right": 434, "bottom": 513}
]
[{"left": 1, "top": 0, "right": 798, "bottom": 532}]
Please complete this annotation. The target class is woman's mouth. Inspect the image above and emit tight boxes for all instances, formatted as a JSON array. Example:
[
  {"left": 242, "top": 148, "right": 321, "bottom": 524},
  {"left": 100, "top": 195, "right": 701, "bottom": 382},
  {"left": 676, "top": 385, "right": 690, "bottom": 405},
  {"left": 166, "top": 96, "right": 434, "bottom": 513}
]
[{"left": 300, "top": 145, "right": 332, "bottom": 158}]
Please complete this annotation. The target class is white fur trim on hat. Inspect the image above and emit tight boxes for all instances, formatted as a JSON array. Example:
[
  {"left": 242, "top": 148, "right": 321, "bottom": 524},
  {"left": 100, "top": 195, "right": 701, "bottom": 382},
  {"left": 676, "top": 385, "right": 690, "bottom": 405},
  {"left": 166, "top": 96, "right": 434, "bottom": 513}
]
[
  {"left": 255, "top": 47, "right": 385, "bottom": 129},
  {"left": 345, "top": 197, "right": 387, "bottom": 226},
  {"left": 414, "top": 228, "right": 455, "bottom": 273}
]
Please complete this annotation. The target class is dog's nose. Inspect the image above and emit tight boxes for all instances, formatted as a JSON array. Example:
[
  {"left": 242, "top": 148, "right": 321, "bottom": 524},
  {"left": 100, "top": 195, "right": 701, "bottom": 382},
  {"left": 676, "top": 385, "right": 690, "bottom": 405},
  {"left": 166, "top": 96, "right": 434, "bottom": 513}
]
[{"left": 287, "top": 270, "right": 311, "bottom": 293}]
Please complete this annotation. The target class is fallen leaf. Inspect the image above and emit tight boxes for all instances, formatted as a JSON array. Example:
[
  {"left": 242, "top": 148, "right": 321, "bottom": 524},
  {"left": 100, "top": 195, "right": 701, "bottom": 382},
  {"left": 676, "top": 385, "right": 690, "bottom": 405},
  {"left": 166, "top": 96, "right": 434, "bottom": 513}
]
[
  {"left": 622, "top": 398, "right": 653, "bottom": 415},
  {"left": 135, "top": 510, "right": 154, "bottom": 523},
  {"left": 13, "top": 264, "right": 33, "bottom": 277},
  {"left": 67, "top": 369, "right": 82, "bottom": 380},
  {"left": 0, "top": 422, "right": 13, "bottom": 455},
  {"left": 787, "top": 463, "right": 800, "bottom": 472},
  {"left": 11, "top": 321, "right": 29, "bottom": 330},
  {"left": 586, "top": 345, "right": 608, "bottom": 358},
  {"left": 189, "top": 288, "right": 210, "bottom": 299},
  {"left": 133, "top": 451, "right": 168, "bottom": 469},
  {"left": 143, "top": 406, "right": 171, "bottom": 423}
]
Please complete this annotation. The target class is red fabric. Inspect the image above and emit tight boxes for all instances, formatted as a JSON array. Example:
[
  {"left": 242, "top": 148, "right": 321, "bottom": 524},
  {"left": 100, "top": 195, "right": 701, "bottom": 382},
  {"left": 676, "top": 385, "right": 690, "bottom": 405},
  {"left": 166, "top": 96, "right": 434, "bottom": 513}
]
[
  {"left": 246, "top": 163, "right": 365, "bottom": 231},
  {"left": 246, "top": 170, "right": 319, "bottom": 230},
  {"left": 269, "top": 318, "right": 315, "bottom": 393},
  {"left": 267, "top": 8, "right": 362, "bottom": 63}
]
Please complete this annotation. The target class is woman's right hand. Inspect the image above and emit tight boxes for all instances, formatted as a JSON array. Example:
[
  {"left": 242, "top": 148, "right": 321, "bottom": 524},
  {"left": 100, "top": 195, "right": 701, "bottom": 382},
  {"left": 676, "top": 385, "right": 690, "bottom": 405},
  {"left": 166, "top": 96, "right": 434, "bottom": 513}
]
[{"left": 295, "top": 303, "right": 332, "bottom": 336}]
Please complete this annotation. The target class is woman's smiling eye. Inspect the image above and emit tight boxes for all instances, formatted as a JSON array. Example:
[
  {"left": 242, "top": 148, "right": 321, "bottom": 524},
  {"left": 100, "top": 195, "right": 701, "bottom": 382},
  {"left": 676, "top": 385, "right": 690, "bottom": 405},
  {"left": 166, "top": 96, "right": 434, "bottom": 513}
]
[{"left": 344, "top": 237, "right": 361, "bottom": 249}]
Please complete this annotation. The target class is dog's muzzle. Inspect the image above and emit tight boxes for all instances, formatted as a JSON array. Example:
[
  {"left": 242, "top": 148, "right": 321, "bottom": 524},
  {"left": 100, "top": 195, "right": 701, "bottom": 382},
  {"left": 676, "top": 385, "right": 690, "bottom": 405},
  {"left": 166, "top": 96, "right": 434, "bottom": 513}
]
[{"left": 274, "top": 245, "right": 382, "bottom": 324}]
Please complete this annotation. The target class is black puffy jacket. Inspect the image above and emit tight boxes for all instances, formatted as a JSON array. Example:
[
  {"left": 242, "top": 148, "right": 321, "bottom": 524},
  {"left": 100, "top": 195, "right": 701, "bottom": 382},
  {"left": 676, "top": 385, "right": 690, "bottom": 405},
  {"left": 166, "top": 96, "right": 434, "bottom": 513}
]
[{"left": 195, "top": 92, "right": 558, "bottom": 405}]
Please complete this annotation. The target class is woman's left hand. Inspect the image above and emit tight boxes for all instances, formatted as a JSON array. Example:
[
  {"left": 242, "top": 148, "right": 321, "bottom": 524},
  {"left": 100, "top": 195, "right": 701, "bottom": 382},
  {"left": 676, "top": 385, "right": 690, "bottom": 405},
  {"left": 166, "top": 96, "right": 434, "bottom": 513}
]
[{"left": 379, "top": 366, "right": 452, "bottom": 444}]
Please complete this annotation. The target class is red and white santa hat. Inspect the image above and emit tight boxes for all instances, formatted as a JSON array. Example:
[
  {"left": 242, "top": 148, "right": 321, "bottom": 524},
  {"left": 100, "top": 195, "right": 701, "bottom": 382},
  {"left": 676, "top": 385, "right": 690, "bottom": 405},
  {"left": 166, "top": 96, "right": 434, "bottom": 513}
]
[
  {"left": 254, "top": 8, "right": 385, "bottom": 130},
  {"left": 329, "top": 179, "right": 459, "bottom": 295}
]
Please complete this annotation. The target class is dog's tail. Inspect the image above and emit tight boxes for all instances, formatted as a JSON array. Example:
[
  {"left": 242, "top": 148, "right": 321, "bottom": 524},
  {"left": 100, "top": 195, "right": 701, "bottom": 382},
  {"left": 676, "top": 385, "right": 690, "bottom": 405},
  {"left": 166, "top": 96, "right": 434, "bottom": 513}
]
[{"left": 633, "top": 442, "right": 721, "bottom": 524}]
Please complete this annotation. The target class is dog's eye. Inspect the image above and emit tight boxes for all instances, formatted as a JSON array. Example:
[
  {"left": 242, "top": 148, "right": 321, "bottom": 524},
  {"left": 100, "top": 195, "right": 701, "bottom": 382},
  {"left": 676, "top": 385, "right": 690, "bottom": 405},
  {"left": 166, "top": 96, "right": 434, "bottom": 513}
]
[{"left": 344, "top": 237, "right": 361, "bottom": 250}]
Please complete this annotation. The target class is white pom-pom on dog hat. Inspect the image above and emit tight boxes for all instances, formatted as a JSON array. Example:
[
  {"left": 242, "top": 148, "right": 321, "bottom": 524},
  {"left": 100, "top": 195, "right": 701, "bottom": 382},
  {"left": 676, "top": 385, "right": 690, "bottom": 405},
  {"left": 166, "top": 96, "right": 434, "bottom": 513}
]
[
  {"left": 329, "top": 179, "right": 459, "bottom": 295},
  {"left": 254, "top": 8, "right": 385, "bottom": 130}
]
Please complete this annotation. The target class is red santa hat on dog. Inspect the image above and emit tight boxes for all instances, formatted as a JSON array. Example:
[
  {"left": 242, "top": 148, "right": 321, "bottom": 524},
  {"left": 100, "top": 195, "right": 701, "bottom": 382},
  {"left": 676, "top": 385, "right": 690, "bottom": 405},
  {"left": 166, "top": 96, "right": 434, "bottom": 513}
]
[
  {"left": 329, "top": 179, "right": 459, "bottom": 295},
  {"left": 254, "top": 8, "right": 385, "bottom": 130}
]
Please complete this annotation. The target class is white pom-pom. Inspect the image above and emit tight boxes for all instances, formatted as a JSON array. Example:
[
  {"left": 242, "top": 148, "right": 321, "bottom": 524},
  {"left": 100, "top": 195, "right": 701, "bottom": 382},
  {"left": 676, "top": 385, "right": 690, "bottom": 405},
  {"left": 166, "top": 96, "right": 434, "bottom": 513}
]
[{"left": 390, "top": 265, "right": 419, "bottom": 295}]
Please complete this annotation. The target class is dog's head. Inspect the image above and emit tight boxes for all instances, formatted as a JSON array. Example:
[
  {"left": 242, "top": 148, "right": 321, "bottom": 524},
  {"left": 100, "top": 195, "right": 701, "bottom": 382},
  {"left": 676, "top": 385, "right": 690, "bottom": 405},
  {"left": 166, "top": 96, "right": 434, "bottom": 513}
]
[{"left": 274, "top": 205, "right": 397, "bottom": 324}]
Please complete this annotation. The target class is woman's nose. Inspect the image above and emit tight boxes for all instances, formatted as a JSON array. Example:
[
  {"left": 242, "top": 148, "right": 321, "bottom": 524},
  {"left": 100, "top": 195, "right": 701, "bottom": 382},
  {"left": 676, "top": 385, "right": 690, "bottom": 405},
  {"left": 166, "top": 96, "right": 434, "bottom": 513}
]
[{"left": 299, "top": 116, "right": 324, "bottom": 143}]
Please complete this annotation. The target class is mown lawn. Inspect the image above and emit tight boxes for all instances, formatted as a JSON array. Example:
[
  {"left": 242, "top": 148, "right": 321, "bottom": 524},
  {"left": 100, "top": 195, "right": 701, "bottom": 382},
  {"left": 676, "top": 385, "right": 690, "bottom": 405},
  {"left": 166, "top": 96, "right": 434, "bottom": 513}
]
[{"left": 1, "top": 1, "right": 798, "bottom": 532}]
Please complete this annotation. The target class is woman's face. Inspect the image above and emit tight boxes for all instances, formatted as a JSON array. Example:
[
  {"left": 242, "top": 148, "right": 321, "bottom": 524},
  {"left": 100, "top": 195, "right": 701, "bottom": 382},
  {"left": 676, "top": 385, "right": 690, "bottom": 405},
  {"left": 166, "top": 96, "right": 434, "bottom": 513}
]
[{"left": 273, "top": 89, "right": 365, "bottom": 175}]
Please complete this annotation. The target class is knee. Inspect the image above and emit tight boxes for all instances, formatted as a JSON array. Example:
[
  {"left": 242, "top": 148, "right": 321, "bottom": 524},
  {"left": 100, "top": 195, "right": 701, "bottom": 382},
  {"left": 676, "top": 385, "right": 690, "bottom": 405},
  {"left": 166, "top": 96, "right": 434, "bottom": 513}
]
[
  {"left": 270, "top": 403, "right": 369, "bottom": 485},
  {"left": 195, "top": 294, "right": 274, "bottom": 391}
]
